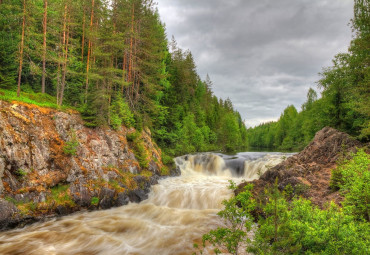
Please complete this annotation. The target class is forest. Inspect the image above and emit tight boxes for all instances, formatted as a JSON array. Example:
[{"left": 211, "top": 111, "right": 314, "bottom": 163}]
[
  {"left": 247, "top": 0, "right": 369, "bottom": 151},
  {"left": 0, "top": 0, "right": 368, "bottom": 155},
  {"left": 0, "top": 0, "right": 248, "bottom": 157}
]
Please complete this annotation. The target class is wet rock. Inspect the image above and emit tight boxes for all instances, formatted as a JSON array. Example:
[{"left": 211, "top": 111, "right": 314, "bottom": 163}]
[
  {"left": 149, "top": 175, "right": 159, "bottom": 185},
  {"left": 149, "top": 160, "right": 160, "bottom": 175},
  {"left": 4, "top": 170, "right": 21, "bottom": 191},
  {"left": 99, "top": 188, "right": 115, "bottom": 209},
  {"left": 55, "top": 205, "right": 73, "bottom": 216},
  {"left": 0, "top": 199, "right": 19, "bottom": 230},
  {"left": 127, "top": 189, "right": 148, "bottom": 203},
  {"left": 170, "top": 165, "right": 181, "bottom": 176},
  {"left": 70, "top": 183, "right": 91, "bottom": 207},
  {"left": 116, "top": 192, "right": 130, "bottom": 206}
]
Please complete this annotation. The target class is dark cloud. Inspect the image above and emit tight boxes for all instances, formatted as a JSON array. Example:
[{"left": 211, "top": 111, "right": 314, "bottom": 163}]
[{"left": 156, "top": 0, "right": 353, "bottom": 127}]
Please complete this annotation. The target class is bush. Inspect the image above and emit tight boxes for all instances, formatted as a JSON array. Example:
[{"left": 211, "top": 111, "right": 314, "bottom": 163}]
[
  {"left": 126, "top": 131, "right": 149, "bottom": 169},
  {"left": 126, "top": 131, "right": 140, "bottom": 142},
  {"left": 197, "top": 165, "right": 370, "bottom": 255},
  {"left": 194, "top": 181, "right": 255, "bottom": 255},
  {"left": 15, "top": 168, "right": 28, "bottom": 178},
  {"left": 110, "top": 96, "right": 135, "bottom": 130},
  {"left": 91, "top": 197, "right": 99, "bottom": 206},
  {"left": 63, "top": 130, "right": 79, "bottom": 156},
  {"left": 161, "top": 152, "right": 174, "bottom": 165},
  {"left": 251, "top": 198, "right": 370, "bottom": 255},
  {"left": 334, "top": 149, "right": 370, "bottom": 221}
]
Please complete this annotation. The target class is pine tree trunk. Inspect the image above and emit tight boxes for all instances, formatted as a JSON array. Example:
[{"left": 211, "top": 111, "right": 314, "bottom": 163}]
[
  {"left": 85, "top": 0, "right": 95, "bottom": 102},
  {"left": 81, "top": 9, "right": 85, "bottom": 61},
  {"left": 17, "top": 0, "right": 26, "bottom": 97},
  {"left": 128, "top": 3, "right": 134, "bottom": 84},
  {"left": 134, "top": 23, "right": 139, "bottom": 101},
  {"left": 41, "top": 0, "right": 47, "bottom": 93},
  {"left": 59, "top": 4, "right": 68, "bottom": 106},
  {"left": 56, "top": 57, "right": 61, "bottom": 105},
  {"left": 60, "top": 13, "right": 70, "bottom": 106}
]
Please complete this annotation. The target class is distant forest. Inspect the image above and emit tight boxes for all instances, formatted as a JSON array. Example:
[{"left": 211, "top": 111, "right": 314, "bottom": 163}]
[
  {"left": 247, "top": 0, "right": 369, "bottom": 151},
  {"left": 0, "top": 0, "right": 248, "bottom": 157}
]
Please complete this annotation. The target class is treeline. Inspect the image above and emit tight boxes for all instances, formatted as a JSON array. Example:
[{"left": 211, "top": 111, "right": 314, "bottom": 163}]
[
  {"left": 0, "top": 0, "right": 247, "bottom": 156},
  {"left": 247, "top": 0, "right": 369, "bottom": 151}
]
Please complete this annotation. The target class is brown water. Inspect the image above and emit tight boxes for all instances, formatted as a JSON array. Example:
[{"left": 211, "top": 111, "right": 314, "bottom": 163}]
[{"left": 0, "top": 153, "right": 289, "bottom": 255}]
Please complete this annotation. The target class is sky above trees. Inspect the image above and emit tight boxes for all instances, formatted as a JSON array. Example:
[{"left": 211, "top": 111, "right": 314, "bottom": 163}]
[{"left": 156, "top": 0, "right": 354, "bottom": 127}]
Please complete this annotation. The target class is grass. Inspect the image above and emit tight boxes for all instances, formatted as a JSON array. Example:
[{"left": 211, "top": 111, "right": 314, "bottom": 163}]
[
  {"left": 108, "top": 179, "right": 125, "bottom": 192},
  {"left": 47, "top": 184, "right": 75, "bottom": 208},
  {"left": 15, "top": 168, "right": 28, "bottom": 178},
  {"left": 0, "top": 89, "right": 74, "bottom": 111}
]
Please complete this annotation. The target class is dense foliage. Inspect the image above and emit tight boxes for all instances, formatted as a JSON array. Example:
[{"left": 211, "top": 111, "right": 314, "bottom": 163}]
[
  {"left": 247, "top": 0, "right": 370, "bottom": 151},
  {"left": 196, "top": 150, "right": 370, "bottom": 255},
  {"left": 0, "top": 0, "right": 247, "bottom": 156}
]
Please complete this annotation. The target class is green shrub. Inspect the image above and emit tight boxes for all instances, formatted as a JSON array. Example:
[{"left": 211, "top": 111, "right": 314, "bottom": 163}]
[
  {"left": 126, "top": 131, "right": 140, "bottom": 142},
  {"left": 194, "top": 181, "right": 255, "bottom": 255},
  {"left": 161, "top": 152, "right": 174, "bottom": 165},
  {"left": 251, "top": 198, "right": 370, "bottom": 255},
  {"left": 15, "top": 168, "right": 27, "bottom": 178},
  {"left": 110, "top": 96, "right": 135, "bottom": 130},
  {"left": 330, "top": 167, "right": 344, "bottom": 191},
  {"left": 63, "top": 130, "right": 79, "bottom": 156},
  {"left": 126, "top": 131, "right": 149, "bottom": 169},
  {"left": 335, "top": 149, "right": 370, "bottom": 221},
  {"left": 197, "top": 168, "right": 370, "bottom": 255},
  {"left": 49, "top": 184, "right": 75, "bottom": 207},
  {"left": 133, "top": 142, "right": 149, "bottom": 169},
  {"left": 160, "top": 166, "right": 170, "bottom": 176},
  {"left": 91, "top": 197, "right": 99, "bottom": 206}
]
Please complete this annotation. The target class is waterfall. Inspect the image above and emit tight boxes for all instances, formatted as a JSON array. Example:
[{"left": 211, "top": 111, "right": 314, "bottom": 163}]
[
  {"left": 175, "top": 152, "right": 291, "bottom": 180},
  {"left": 0, "top": 152, "right": 292, "bottom": 255}
]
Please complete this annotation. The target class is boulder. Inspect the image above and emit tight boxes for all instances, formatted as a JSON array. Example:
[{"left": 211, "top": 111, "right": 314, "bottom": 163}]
[
  {"left": 0, "top": 199, "right": 19, "bottom": 230},
  {"left": 236, "top": 127, "right": 363, "bottom": 208}
]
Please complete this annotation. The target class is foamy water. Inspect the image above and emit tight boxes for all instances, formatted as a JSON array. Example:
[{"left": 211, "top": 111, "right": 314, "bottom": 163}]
[{"left": 0, "top": 152, "right": 291, "bottom": 255}]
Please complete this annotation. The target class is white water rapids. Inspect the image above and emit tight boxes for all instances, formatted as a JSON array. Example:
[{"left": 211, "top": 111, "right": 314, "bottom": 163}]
[{"left": 0, "top": 152, "right": 292, "bottom": 255}]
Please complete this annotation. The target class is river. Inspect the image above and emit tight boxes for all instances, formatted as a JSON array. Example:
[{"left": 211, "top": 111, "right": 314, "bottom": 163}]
[{"left": 0, "top": 152, "right": 292, "bottom": 255}]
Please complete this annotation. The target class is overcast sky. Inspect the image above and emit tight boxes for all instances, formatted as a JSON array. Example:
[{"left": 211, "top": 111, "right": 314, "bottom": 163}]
[{"left": 155, "top": 0, "right": 354, "bottom": 127}]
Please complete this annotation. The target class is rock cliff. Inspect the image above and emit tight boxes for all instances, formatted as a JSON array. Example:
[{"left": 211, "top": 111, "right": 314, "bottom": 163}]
[
  {"left": 0, "top": 100, "right": 169, "bottom": 230},
  {"left": 236, "top": 127, "right": 363, "bottom": 208}
]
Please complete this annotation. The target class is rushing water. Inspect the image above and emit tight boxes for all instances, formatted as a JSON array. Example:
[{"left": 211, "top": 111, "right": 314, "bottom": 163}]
[{"left": 0, "top": 152, "right": 292, "bottom": 255}]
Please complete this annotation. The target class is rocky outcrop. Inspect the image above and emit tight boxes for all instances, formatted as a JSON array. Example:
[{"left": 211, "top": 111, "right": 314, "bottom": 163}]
[
  {"left": 0, "top": 100, "right": 169, "bottom": 230},
  {"left": 236, "top": 127, "right": 363, "bottom": 208}
]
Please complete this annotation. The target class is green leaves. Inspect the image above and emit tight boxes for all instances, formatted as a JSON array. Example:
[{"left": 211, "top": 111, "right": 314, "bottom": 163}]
[
  {"left": 331, "top": 149, "right": 370, "bottom": 221},
  {"left": 250, "top": 190, "right": 370, "bottom": 255},
  {"left": 195, "top": 181, "right": 255, "bottom": 255}
]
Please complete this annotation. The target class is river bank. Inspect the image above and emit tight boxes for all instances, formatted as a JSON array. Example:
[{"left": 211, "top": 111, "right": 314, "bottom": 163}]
[{"left": 0, "top": 100, "right": 171, "bottom": 231}]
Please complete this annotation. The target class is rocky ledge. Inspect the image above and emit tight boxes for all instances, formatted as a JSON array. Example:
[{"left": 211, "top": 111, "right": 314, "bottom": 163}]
[
  {"left": 236, "top": 127, "right": 364, "bottom": 208},
  {"left": 0, "top": 100, "right": 171, "bottom": 231}
]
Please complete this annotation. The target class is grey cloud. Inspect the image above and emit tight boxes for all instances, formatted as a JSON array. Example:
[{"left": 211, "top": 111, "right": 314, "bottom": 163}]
[{"left": 156, "top": 0, "right": 353, "bottom": 126}]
